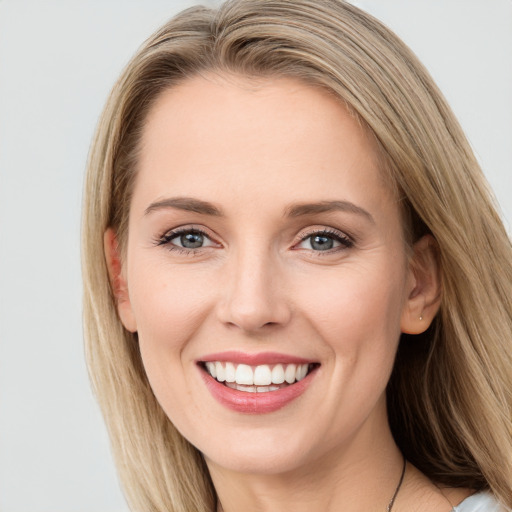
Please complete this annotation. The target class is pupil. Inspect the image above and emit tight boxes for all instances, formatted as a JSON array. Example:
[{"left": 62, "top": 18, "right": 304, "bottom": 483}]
[
  {"left": 311, "top": 235, "right": 333, "bottom": 251},
  {"left": 181, "top": 232, "right": 203, "bottom": 249}
]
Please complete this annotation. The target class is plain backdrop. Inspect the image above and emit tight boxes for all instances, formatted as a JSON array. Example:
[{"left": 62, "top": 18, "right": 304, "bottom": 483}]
[{"left": 0, "top": 1, "right": 510, "bottom": 511}]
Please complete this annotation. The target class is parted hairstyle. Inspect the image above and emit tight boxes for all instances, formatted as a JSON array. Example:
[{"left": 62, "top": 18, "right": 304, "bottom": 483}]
[{"left": 82, "top": 1, "right": 512, "bottom": 511}]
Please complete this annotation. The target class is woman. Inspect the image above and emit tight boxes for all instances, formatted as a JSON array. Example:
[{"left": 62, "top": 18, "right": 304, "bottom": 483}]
[{"left": 82, "top": 1, "right": 512, "bottom": 511}]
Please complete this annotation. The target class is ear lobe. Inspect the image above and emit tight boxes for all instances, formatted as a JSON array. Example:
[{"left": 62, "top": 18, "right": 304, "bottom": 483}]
[
  {"left": 401, "top": 234, "right": 442, "bottom": 335},
  {"left": 104, "top": 228, "right": 137, "bottom": 333}
]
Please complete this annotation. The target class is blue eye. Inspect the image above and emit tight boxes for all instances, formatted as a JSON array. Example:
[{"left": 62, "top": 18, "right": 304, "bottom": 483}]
[
  {"left": 177, "top": 231, "right": 205, "bottom": 249},
  {"left": 310, "top": 234, "right": 336, "bottom": 251},
  {"left": 298, "top": 230, "right": 353, "bottom": 251},
  {"left": 158, "top": 228, "right": 217, "bottom": 251}
]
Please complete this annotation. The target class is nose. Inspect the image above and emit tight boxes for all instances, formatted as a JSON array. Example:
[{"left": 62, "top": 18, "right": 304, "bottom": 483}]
[{"left": 216, "top": 246, "right": 292, "bottom": 333}]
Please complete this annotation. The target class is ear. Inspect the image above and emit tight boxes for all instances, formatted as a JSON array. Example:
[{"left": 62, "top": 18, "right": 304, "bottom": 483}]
[
  {"left": 104, "top": 228, "right": 137, "bottom": 332},
  {"left": 401, "top": 234, "right": 442, "bottom": 335}
]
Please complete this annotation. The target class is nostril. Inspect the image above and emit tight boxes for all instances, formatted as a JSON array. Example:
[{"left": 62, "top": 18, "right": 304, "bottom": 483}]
[
  {"left": 223, "top": 314, "right": 285, "bottom": 333},
  {"left": 215, "top": 271, "right": 292, "bottom": 331}
]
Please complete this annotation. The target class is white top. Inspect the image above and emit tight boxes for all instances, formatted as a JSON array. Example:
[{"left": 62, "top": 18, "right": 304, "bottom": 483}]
[{"left": 453, "top": 492, "right": 507, "bottom": 512}]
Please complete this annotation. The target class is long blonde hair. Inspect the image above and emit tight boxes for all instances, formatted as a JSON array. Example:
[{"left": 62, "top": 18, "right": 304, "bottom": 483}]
[{"left": 82, "top": 1, "right": 512, "bottom": 510}]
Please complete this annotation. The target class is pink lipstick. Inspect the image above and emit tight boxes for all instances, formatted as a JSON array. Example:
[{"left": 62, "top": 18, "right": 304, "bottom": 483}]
[{"left": 198, "top": 352, "right": 319, "bottom": 414}]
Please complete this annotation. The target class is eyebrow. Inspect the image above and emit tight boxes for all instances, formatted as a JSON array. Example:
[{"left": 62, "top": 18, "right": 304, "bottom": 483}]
[
  {"left": 144, "top": 197, "right": 373, "bottom": 223},
  {"left": 144, "top": 197, "right": 223, "bottom": 216},
  {"left": 285, "top": 200, "right": 374, "bottom": 223}
]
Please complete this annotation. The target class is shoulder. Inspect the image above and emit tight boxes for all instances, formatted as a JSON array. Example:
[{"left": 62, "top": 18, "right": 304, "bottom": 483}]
[{"left": 454, "top": 491, "right": 508, "bottom": 512}]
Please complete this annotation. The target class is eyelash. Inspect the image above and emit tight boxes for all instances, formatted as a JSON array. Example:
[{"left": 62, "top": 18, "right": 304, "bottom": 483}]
[
  {"left": 294, "top": 228, "right": 354, "bottom": 254},
  {"left": 155, "top": 226, "right": 354, "bottom": 254},
  {"left": 155, "top": 226, "right": 218, "bottom": 255}
]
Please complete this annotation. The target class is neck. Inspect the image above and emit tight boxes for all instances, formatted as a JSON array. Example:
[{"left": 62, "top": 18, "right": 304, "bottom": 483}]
[{"left": 207, "top": 424, "right": 404, "bottom": 512}]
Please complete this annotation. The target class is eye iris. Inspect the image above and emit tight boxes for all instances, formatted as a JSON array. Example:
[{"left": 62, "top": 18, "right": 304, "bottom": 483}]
[
  {"left": 311, "top": 234, "right": 334, "bottom": 251},
  {"left": 180, "top": 232, "right": 204, "bottom": 249}
]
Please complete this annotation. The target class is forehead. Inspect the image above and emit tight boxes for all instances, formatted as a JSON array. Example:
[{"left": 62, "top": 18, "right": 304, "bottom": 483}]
[
  {"left": 141, "top": 73, "right": 376, "bottom": 157},
  {"left": 135, "top": 73, "right": 394, "bottom": 218}
]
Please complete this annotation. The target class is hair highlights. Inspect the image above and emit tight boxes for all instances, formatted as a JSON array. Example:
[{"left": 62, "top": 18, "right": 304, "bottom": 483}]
[{"left": 82, "top": 1, "right": 512, "bottom": 510}]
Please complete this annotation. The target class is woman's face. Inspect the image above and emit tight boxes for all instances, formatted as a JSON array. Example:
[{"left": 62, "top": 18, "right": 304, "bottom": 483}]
[{"left": 113, "top": 74, "right": 421, "bottom": 475}]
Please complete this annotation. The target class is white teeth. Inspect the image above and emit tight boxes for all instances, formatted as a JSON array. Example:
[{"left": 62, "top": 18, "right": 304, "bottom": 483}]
[
  {"left": 216, "top": 362, "right": 226, "bottom": 382},
  {"left": 225, "top": 382, "right": 281, "bottom": 393},
  {"left": 235, "top": 364, "right": 254, "bottom": 385},
  {"left": 296, "top": 364, "right": 308, "bottom": 381},
  {"left": 284, "top": 364, "right": 297, "bottom": 384},
  {"left": 271, "top": 364, "right": 285, "bottom": 384},
  {"left": 205, "top": 361, "right": 312, "bottom": 388},
  {"left": 225, "top": 362, "right": 236, "bottom": 383},
  {"left": 205, "top": 362, "right": 216, "bottom": 378},
  {"left": 254, "top": 365, "right": 272, "bottom": 386}
]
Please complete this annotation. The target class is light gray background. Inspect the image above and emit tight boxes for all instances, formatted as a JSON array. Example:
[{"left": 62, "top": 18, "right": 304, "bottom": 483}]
[{"left": 0, "top": 1, "right": 510, "bottom": 511}]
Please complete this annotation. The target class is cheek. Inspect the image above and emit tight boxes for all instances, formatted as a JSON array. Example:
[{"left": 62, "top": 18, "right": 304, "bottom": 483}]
[
  {"left": 127, "top": 268, "right": 215, "bottom": 430},
  {"left": 291, "top": 260, "right": 407, "bottom": 427},
  {"left": 130, "top": 253, "right": 211, "bottom": 327},
  {"left": 293, "top": 259, "right": 407, "bottom": 355},
  {"left": 126, "top": 259, "right": 213, "bottom": 381}
]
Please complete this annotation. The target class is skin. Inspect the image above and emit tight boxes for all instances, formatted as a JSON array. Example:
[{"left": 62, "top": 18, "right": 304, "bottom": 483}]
[{"left": 104, "top": 73, "right": 465, "bottom": 511}]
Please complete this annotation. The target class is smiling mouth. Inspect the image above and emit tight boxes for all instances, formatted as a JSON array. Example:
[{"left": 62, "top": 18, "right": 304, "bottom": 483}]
[{"left": 200, "top": 361, "right": 319, "bottom": 393}]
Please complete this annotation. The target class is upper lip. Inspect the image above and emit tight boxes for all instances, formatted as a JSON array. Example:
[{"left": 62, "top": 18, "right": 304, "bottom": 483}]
[{"left": 198, "top": 350, "right": 317, "bottom": 366}]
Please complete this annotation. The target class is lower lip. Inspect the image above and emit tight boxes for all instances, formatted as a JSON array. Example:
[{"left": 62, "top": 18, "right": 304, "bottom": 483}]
[{"left": 200, "top": 367, "right": 316, "bottom": 414}]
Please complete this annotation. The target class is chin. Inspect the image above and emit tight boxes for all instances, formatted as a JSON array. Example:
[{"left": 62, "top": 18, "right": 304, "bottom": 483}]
[
  {"left": 206, "top": 447, "right": 311, "bottom": 476},
  {"left": 198, "top": 426, "right": 324, "bottom": 476}
]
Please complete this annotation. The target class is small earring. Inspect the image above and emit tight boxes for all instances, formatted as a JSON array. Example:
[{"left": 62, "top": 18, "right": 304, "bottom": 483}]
[{"left": 419, "top": 315, "right": 423, "bottom": 321}]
